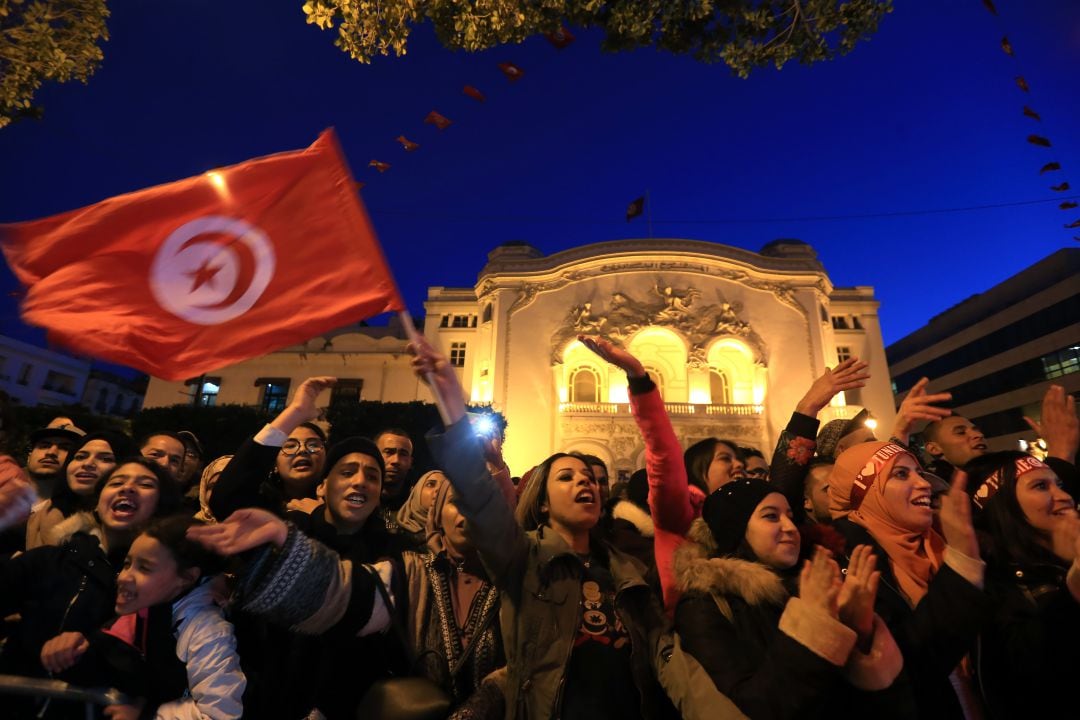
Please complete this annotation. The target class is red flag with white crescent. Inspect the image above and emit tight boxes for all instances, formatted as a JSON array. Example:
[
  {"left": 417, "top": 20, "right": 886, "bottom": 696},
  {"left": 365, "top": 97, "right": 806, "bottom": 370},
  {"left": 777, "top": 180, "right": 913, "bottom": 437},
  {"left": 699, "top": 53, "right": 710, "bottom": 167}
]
[{"left": 0, "top": 129, "right": 404, "bottom": 380}]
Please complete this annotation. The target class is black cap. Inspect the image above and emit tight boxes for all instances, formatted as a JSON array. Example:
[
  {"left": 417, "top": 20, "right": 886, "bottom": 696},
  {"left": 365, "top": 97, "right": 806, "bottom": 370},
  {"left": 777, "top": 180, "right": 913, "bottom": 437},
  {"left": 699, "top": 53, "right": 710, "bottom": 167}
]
[
  {"left": 701, "top": 479, "right": 777, "bottom": 556},
  {"left": 323, "top": 436, "right": 385, "bottom": 481}
]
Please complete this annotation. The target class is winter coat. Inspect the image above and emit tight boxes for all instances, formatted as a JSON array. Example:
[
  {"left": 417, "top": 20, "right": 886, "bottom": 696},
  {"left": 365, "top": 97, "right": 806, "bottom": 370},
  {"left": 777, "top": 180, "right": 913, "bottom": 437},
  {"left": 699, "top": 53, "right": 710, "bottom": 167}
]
[
  {"left": 428, "top": 417, "right": 747, "bottom": 720},
  {"left": 673, "top": 518, "right": 909, "bottom": 720},
  {"left": 832, "top": 517, "right": 991, "bottom": 719},
  {"left": 208, "top": 433, "right": 292, "bottom": 521},
  {"left": 974, "top": 559, "right": 1080, "bottom": 720},
  {"left": 239, "top": 527, "right": 504, "bottom": 708},
  {"left": 0, "top": 512, "right": 121, "bottom": 679},
  {"left": 605, "top": 498, "right": 656, "bottom": 573},
  {"left": 626, "top": 376, "right": 706, "bottom": 614}
]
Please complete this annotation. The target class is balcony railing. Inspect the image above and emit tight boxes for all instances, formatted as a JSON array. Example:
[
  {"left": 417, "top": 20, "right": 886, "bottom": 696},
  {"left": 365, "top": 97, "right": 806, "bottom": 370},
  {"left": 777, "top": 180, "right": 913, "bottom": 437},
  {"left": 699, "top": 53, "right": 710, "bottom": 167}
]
[{"left": 559, "top": 402, "right": 763, "bottom": 417}]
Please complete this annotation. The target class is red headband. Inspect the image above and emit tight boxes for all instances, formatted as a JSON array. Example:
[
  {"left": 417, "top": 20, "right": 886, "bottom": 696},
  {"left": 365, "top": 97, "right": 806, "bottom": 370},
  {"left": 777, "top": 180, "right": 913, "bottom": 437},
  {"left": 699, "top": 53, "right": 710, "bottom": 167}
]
[
  {"left": 849, "top": 443, "right": 909, "bottom": 511},
  {"left": 973, "top": 456, "right": 1046, "bottom": 510}
]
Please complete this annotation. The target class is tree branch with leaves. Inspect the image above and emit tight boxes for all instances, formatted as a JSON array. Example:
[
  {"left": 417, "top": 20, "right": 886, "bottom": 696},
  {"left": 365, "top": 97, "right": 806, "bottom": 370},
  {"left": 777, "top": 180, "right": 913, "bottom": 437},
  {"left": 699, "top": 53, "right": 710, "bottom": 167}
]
[{"left": 301, "top": 0, "right": 891, "bottom": 77}]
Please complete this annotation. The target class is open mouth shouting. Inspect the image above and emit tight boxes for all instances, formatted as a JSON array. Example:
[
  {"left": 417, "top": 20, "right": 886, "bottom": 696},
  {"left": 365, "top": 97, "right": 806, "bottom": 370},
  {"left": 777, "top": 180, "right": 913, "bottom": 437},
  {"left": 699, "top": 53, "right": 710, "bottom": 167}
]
[
  {"left": 109, "top": 495, "right": 139, "bottom": 521},
  {"left": 910, "top": 494, "right": 932, "bottom": 510},
  {"left": 574, "top": 488, "right": 596, "bottom": 505}
]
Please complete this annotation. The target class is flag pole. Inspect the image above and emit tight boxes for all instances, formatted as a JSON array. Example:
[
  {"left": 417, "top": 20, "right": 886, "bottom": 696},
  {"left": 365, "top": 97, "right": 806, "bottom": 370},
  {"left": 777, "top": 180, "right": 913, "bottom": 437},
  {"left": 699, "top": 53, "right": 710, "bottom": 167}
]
[
  {"left": 398, "top": 308, "right": 454, "bottom": 427},
  {"left": 646, "top": 189, "right": 654, "bottom": 239}
]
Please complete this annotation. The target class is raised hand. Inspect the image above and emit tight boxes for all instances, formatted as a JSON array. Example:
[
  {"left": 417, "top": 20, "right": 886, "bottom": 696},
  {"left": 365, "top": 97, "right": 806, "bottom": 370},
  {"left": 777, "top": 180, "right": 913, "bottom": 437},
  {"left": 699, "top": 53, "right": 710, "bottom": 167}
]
[
  {"left": 286, "top": 497, "right": 322, "bottom": 514},
  {"left": 577, "top": 335, "right": 646, "bottom": 378},
  {"left": 408, "top": 337, "right": 467, "bottom": 424},
  {"left": 891, "top": 377, "right": 952, "bottom": 444},
  {"left": 1025, "top": 385, "right": 1078, "bottom": 463},
  {"left": 795, "top": 358, "right": 871, "bottom": 417},
  {"left": 838, "top": 545, "right": 881, "bottom": 649},
  {"left": 0, "top": 456, "right": 36, "bottom": 532},
  {"left": 269, "top": 376, "right": 336, "bottom": 435},
  {"left": 187, "top": 507, "right": 289, "bottom": 554},
  {"left": 1049, "top": 513, "right": 1080, "bottom": 564},
  {"left": 40, "top": 631, "right": 89, "bottom": 674},
  {"left": 799, "top": 546, "right": 842, "bottom": 618},
  {"left": 938, "top": 470, "right": 980, "bottom": 559}
]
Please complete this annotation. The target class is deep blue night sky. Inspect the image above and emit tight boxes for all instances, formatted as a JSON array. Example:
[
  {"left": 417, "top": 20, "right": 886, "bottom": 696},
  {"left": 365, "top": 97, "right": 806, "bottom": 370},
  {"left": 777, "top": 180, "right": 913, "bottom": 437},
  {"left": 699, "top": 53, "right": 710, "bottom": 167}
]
[{"left": 1, "top": 1, "right": 1078, "bottom": 371}]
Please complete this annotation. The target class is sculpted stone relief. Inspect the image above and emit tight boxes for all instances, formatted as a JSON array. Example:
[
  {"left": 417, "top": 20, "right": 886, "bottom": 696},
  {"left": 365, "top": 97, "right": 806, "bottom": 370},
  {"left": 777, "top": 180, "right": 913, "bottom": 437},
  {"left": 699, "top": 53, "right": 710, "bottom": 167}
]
[{"left": 550, "top": 280, "right": 768, "bottom": 367}]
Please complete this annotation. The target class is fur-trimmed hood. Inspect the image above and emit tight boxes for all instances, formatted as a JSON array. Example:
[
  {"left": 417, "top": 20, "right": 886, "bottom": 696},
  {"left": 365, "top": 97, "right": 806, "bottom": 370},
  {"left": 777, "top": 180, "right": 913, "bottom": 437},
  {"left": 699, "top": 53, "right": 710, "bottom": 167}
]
[
  {"left": 610, "top": 499, "right": 655, "bottom": 538},
  {"left": 45, "top": 510, "right": 104, "bottom": 547},
  {"left": 673, "top": 517, "right": 789, "bottom": 622}
]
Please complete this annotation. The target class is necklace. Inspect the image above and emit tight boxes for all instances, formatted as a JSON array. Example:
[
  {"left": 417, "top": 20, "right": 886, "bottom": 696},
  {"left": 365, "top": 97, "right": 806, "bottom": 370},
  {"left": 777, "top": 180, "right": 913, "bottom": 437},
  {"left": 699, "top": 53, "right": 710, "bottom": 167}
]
[{"left": 577, "top": 553, "right": 592, "bottom": 569}]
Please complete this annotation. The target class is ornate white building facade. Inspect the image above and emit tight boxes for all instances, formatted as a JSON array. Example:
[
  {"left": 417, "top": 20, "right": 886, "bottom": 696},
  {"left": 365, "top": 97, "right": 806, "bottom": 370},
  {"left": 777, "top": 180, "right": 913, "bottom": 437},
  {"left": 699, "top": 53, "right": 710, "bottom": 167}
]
[{"left": 144, "top": 239, "right": 895, "bottom": 478}]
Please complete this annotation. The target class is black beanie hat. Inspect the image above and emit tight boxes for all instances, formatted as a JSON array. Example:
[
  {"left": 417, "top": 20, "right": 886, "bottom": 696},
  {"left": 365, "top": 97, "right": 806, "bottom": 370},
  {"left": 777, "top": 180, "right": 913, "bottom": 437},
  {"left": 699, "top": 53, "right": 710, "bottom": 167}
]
[
  {"left": 626, "top": 468, "right": 650, "bottom": 512},
  {"left": 322, "top": 436, "right": 385, "bottom": 481},
  {"left": 701, "top": 479, "right": 777, "bottom": 556}
]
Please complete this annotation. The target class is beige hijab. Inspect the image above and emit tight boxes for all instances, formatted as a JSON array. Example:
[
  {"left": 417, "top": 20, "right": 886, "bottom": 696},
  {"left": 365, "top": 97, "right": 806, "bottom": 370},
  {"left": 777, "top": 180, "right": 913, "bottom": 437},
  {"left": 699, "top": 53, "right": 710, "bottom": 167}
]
[{"left": 396, "top": 470, "right": 444, "bottom": 534}]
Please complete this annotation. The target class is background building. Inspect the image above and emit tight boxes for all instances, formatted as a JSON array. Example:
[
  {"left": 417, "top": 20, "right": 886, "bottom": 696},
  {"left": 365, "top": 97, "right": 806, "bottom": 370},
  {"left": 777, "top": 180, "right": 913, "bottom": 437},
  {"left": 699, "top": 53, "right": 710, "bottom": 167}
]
[
  {"left": 146, "top": 239, "right": 897, "bottom": 477},
  {"left": 887, "top": 248, "right": 1079, "bottom": 452}
]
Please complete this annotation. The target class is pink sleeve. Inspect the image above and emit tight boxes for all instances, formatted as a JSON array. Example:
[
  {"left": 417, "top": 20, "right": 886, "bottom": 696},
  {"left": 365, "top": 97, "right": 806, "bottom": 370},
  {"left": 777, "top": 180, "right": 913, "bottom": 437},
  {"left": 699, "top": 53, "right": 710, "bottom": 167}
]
[{"left": 629, "top": 387, "right": 694, "bottom": 535}]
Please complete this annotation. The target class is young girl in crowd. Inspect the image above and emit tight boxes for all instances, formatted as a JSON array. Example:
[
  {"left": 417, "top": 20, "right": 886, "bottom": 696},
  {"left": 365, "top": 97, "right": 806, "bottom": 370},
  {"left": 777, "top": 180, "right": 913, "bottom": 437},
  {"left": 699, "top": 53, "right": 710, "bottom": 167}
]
[
  {"left": 827, "top": 441, "right": 990, "bottom": 718},
  {"left": 0, "top": 459, "right": 180, "bottom": 713},
  {"left": 39, "top": 514, "right": 245, "bottom": 720},
  {"left": 26, "top": 431, "right": 134, "bottom": 549},
  {"left": 408, "top": 336, "right": 744, "bottom": 720},
  {"left": 674, "top": 479, "right": 908, "bottom": 718},
  {"left": 964, "top": 450, "right": 1080, "bottom": 719}
]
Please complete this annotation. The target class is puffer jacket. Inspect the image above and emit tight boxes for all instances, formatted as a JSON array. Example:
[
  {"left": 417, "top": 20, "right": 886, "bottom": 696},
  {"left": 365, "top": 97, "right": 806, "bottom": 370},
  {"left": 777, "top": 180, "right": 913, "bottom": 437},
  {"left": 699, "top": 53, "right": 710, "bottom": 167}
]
[
  {"left": 428, "top": 418, "right": 746, "bottom": 720},
  {"left": 673, "top": 518, "right": 910, "bottom": 719},
  {"left": 154, "top": 581, "right": 246, "bottom": 720}
]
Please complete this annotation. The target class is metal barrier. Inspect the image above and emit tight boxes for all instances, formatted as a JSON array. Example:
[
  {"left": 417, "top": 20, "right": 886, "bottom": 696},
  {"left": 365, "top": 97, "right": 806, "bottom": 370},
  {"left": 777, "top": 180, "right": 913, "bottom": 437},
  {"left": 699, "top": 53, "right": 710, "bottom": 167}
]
[{"left": 0, "top": 674, "right": 133, "bottom": 720}]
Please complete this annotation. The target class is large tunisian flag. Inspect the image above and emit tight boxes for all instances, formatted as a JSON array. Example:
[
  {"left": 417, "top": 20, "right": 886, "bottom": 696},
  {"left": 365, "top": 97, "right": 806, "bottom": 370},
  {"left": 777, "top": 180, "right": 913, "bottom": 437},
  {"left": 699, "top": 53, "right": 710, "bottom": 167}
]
[{"left": 0, "top": 129, "right": 404, "bottom": 380}]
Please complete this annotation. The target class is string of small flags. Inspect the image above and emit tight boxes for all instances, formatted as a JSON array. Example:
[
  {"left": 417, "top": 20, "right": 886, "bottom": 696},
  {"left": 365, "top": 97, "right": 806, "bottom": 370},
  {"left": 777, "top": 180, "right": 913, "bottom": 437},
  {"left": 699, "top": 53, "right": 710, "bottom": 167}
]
[
  {"left": 357, "top": 27, "right": 574, "bottom": 192},
  {"left": 981, "top": 0, "right": 1078, "bottom": 238}
]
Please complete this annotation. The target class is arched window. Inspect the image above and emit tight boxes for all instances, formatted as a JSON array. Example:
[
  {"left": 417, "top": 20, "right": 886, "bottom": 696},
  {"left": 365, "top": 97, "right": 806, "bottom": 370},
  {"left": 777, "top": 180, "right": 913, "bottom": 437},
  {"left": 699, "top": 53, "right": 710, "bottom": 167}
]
[
  {"left": 643, "top": 365, "right": 665, "bottom": 396},
  {"left": 709, "top": 369, "right": 731, "bottom": 404},
  {"left": 570, "top": 367, "right": 599, "bottom": 403}
]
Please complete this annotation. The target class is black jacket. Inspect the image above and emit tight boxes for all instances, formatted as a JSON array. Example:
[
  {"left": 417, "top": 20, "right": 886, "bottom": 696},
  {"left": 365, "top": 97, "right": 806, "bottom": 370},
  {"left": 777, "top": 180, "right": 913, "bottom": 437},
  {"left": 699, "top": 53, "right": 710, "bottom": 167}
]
[
  {"left": 975, "top": 559, "right": 1080, "bottom": 720},
  {"left": 832, "top": 518, "right": 991, "bottom": 718},
  {"left": 0, "top": 528, "right": 122, "bottom": 679},
  {"left": 673, "top": 518, "right": 911, "bottom": 720}
]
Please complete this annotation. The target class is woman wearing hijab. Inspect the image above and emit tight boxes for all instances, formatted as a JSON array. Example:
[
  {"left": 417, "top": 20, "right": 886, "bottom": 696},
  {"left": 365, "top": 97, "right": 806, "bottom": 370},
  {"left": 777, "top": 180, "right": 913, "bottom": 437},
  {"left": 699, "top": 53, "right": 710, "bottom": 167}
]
[
  {"left": 395, "top": 469, "right": 447, "bottom": 545},
  {"left": 964, "top": 451, "right": 1080, "bottom": 719},
  {"left": 193, "top": 454, "right": 232, "bottom": 524},
  {"left": 827, "top": 441, "right": 991, "bottom": 718}
]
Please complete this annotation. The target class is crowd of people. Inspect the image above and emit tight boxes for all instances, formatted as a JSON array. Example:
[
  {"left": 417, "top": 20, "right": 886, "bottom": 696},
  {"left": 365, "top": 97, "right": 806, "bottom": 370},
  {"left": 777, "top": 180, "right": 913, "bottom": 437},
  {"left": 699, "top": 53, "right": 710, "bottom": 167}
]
[{"left": 0, "top": 333, "right": 1076, "bottom": 720}]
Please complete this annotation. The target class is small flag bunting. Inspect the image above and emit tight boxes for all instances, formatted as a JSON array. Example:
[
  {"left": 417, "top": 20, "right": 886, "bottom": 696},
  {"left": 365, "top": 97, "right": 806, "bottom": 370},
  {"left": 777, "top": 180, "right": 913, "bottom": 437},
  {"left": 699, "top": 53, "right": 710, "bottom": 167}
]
[
  {"left": 626, "top": 196, "right": 645, "bottom": 222},
  {"left": 463, "top": 85, "right": 486, "bottom": 102},
  {"left": 1000, "top": 37, "right": 1014, "bottom": 56},
  {"left": 396, "top": 135, "right": 420, "bottom": 151},
  {"left": 982, "top": 0, "right": 997, "bottom": 14},
  {"left": 369, "top": 160, "right": 391, "bottom": 173},
  {"left": 498, "top": 62, "right": 524, "bottom": 82},
  {"left": 1015, "top": 76, "right": 1030, "bottom": 93},
  {"left": 546, "top": 27, "right": 575, "bottom": 49},
  {"left": 1039, "top": 162, "right": 1062, "bottom": 174},
  {"left": 1023, "top": 106, "right": 1041, "bottom": 121},
  {"left": 424, "top": 111, "right": 452, "bottom": 130},
  {"left": 1051, "top": 182, "right": 1070, "bottom": 192},
  {"left": 1061, "top": 201, "right": 1079, "bottom": 210},
  {"left": 1027, "top": 135, "right": 1052, "bottom": 148}
]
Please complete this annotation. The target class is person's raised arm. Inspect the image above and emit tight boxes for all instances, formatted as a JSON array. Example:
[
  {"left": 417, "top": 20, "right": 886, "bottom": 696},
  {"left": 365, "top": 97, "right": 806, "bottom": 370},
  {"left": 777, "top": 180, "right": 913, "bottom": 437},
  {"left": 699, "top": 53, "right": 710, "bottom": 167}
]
[
  {"left": 773, "top": 358, "right": 869, "bottom": 522},
  {"left": 410, "top": 338, "right": 526, "bottom": 591},
  {"left": 210, "top": 377, "right": 335, "bottom": 520},
  {"left": 890, "top": 377, "right": 952, "bottom": 447}
]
